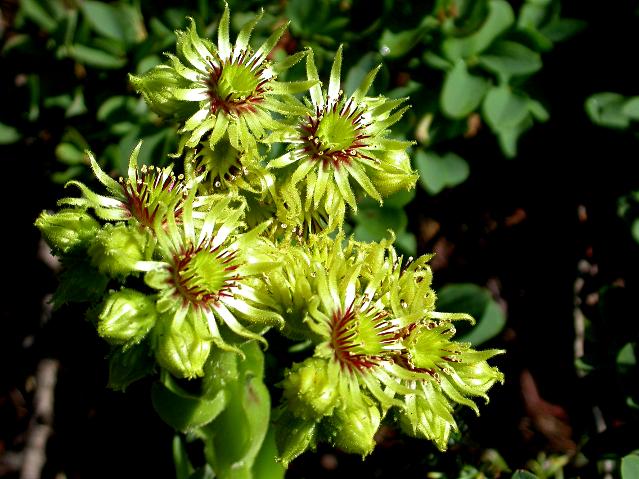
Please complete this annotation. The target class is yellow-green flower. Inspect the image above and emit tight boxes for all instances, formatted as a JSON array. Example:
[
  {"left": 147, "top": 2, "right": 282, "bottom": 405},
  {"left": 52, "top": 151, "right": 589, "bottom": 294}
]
[
  {"left": 136, "top": 191, "right": 283, "bottom": 375},
  {"left": 130, "top": 4, "right": 313, "bottom": 153},
  {"left": 273, "top": 235, "right": 503, "bottom": 461},
  {"left": 268, "top": 48, "right": 418, "bottom": 233},
  {"left": 60, "top": 143, "right": 189, "bottom": 231}
]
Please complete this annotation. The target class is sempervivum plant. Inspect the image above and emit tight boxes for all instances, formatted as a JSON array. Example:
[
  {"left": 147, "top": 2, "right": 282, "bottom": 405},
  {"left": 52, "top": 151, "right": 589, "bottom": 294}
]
[
  {"left": 35, "top": 5, "right": 504, "bottom": 477},
  {"left": 271, "top": 236, "right": 503, "bottom": 462},
  {"left": 269, "top": 48, "right": 418, "bottom": 233}
]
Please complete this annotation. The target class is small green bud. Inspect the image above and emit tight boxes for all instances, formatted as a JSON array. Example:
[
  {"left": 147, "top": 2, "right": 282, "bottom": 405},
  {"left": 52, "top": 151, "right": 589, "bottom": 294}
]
[
  {"left": 367, "top": 150, "right": 418, "bottom": 197},
  {"left": 325, "top": 398, "right": 381, "bottom": 457},
  {"left": 35, "top": 209, "right": 99, "bottom": 254},
  {"left": 282, "top": 358, "right": 339, "bottom": 420},
  {"left": 129, "top": 66, "right": 195, "bottom": 118},
  {"left": 154, "top": 314, "right": 212, "bottom": 379},
  {"left": 88, "top": 224, "right": 146, "bottom": 277},
  {"left": 98, "top": 288, "right": 157, "bottom": 346}
]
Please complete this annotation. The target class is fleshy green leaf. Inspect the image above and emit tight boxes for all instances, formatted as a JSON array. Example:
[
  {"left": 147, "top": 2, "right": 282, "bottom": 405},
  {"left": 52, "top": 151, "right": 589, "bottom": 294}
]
[
  {"left": 622, "top": 97, "right": 639, "bottom": 120},
  {"left": 415, "top": 150, "right": 469, "bottom": 195},
  {"left": 19, "top": 0, "right": 57, "bottom": 31},
  {"left": 0, "top": 122, "right": 21, "bottom": 145},
  {"left": 108, "top": 343, "right": 155, "bottom": 391},
  {"left": 442, "top": 0, "right": 515, "bottom": 61},
  {"left": 203, "top": 343, "right": 271, "bottom": 479},
  {"left": 55, "top": 143, "right": 85, "bottom": 165},
  {"left": 622, "top": 454, "right": 639, "bottom": 479},
  {"left": 173, "top": 435, "right": 195, "bottom": 479},
  {"left": 479, "top": 41, "right": 542, "bottom": 82},
  {"left": 52, "top": 256, "right": 109, "bottom": 308},
  {"left": 441, "top": 60, "right": 490, "bottom": 119},
  {"left": 152, "top": 374, "right": 227, "bottom": 432},
  {"left": 482, "top": 86, "right": 529, "bottom": 132},
  {"left": 65, "top": 44, "right": 127, "bottom": 69},
  {"left": 436, "top": 283, "right": 506, "bottom": 346},
  {"left": 379, "top": 16, "right": 437, "bottom": 59},
  {"left": 585, "top": 92, "right": 630, "bottom": 129}
]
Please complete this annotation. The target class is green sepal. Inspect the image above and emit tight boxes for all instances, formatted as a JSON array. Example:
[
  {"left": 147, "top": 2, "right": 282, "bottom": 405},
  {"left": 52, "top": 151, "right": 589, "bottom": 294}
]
[
  {"left": 108, "top": 341, "right": 155, "bottom": 391},
  {"left": 35, "top": 208, "right": 100, "bottom": 255},
  {"left": 98, "top": 288, "right": 157, "bottom": 346}
]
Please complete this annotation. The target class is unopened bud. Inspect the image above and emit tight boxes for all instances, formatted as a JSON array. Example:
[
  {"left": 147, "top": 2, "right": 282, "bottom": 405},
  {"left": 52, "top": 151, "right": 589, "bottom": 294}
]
[
  {"left": 154, "top": 314, "right": 211, "bottom": 379},
  {"left": 35, "top": 209, "right": 99, "bottom": 254},
  {"left": 282, "top": 358, "right": 338, "bottom": 420},
  {"left": 325, "top": 398, "right": 381, "bottom": 457},
  {"left": 98, "top": 288, "right": 157, "bottom": 346}
]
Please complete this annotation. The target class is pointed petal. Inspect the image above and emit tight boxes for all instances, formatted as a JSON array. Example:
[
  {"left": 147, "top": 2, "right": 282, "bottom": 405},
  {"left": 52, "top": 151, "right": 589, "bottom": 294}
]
[
  {"left": 250, "top": 21, "right": 289, "bottom": 66},
  {"left": 234, "top": 9, "right": 263, "bottom": 60},
  {"left": 217, "top": 3, "right": 231, "bottom": 60},
  {"left": 344, "top": 161, "right": 381, "bottom": 201},
  {"left": 328, "top": 45, "right": 343, "bottom": 104},
  {"left": 352, "top": 64, "right": 381, "bottom": 103}
]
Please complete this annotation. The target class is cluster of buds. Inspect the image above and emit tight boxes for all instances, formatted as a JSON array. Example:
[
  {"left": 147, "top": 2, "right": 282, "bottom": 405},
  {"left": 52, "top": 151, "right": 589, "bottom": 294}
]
[{"left": 36, "top": 3, "right": 503, "bottom": 468}]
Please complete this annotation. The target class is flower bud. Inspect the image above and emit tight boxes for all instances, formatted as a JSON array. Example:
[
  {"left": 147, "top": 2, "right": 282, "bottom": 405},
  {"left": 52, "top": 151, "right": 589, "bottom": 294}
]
[
  {"left": 35, "top": 209, "right": 99, "bottom": 254},
  {"left": 129, "top": 66, "right": 195, "bottom": 118},
  {"left": 88, "top": 224, "right": 146, "bottom": 277},
  {"left": 397, "top": 381, "right": 455, "bottom": 451},
  {"left": 154, "top": 314, "right": 212, "bottom": 379},
  {"left": 282, "top": 358, "right": 339, "bottom": 420},
  {"left": 98, "top": 288, "right": 157, "bottom": 346},
  {"left": 367, "top": 150, "right": 417, "bottom": 197},
  {"left": 325, "top": 398, "right": 381, "bottom": 457}
]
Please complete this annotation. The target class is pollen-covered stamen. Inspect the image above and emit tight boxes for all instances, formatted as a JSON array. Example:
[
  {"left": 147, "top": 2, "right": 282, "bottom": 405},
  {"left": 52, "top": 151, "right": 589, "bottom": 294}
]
[
  {"left": 299, "top": 95, "right": 373, "bottom": 169},
  {"left": 119, "top": 165, "right": 188, "bottom": 228},
  {"left": 205, "top": 51, "right": 270, "bottom": 116},
  {"left": 169, "top": 241, "right": 241, "bottom": 309}
]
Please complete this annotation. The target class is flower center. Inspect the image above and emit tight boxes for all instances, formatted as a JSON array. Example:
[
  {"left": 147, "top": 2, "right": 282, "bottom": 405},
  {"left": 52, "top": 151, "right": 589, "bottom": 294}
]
[
  {"left": 329, "top": 303, "right": 396, "bottom": 371},
  {"left": 216, "top": 63, "right": 260, "bottom": 101},
  {"left": 300, "top": 103, "right": 370, "bottom": 169},
  {"left": 171, "top": 245, "right": 239, "bottom": 308},
  {"left": 316, "top": 112, "right": 357, "bottom": 153},
  {"left": 207, "top": 55, "right": 269, "bottom": 115},
  {"left": 120, "top": 165, "right": 186, "bottom": 229}
]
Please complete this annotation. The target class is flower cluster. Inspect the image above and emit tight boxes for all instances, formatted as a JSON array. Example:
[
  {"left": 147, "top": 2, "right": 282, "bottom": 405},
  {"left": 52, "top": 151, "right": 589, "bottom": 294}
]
[
  {"left": 269, "top": 236, "right": 503, "bottom": 462},
  {"left": 36, "top": 4, "right": 503, "bottom": 470}
]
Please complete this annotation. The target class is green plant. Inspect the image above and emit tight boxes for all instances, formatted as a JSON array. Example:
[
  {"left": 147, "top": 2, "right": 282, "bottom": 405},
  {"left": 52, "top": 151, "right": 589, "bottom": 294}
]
[{"left": 35, "top": 4, "right": 504, "bottom": 477}]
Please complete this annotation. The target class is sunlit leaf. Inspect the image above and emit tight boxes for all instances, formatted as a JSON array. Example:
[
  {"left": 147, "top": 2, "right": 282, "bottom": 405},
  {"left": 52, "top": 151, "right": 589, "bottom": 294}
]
[
  {"left": 441, "top": 61, "right": 490, "bottom": 119},
  {"left": 436, "top": 283, "right": 506, "bottom": 346},
  {"left": 479, "top": 41, "right": 542, "bottom": 82},
  {"left": 66, "top": 44, "right": 127, "bottom": 69},
  {"left": 0, "top": 123, "right": 21, "bottom": 145},
  {"left": 585, "top": 92, "right": 629, "bottom": 129},
  {"left": 442, "top": 0, "right": 515, "bottom": 61},
  {"left": 415, "top": 150, "right": 469, "bottom": 195},
  {"left": 483, "top": 86, "right": 529, "bottom": 131},
  {"left": 622, "top": 454, "right": 639, "bottom": 479}
]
